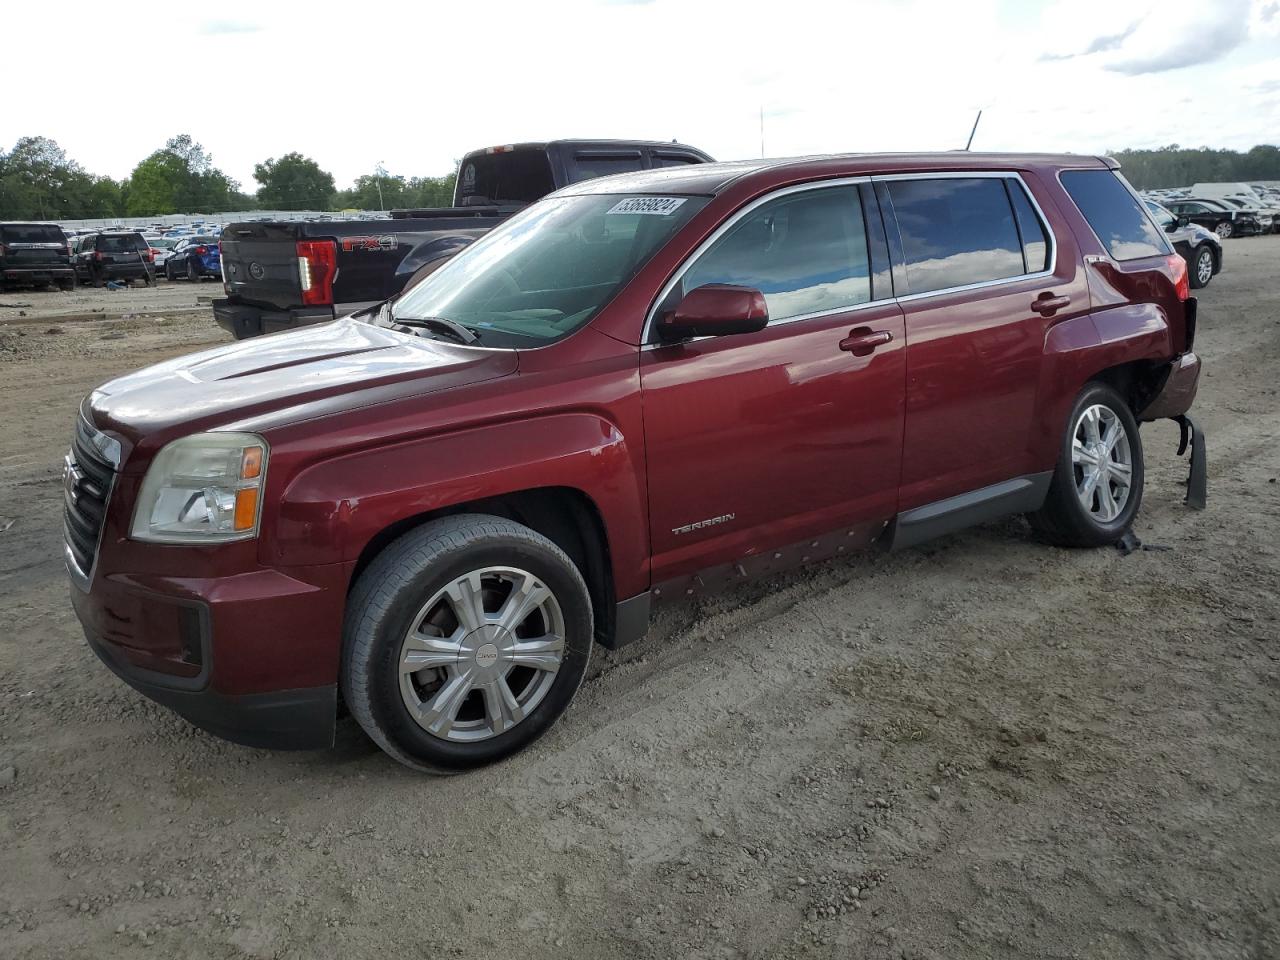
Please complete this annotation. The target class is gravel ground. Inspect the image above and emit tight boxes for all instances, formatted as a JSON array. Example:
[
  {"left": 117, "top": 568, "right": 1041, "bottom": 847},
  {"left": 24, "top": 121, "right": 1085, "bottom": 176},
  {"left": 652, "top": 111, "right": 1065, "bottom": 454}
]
[{"left": 1, "top": 241, "right": 1278, "bottom": 960}]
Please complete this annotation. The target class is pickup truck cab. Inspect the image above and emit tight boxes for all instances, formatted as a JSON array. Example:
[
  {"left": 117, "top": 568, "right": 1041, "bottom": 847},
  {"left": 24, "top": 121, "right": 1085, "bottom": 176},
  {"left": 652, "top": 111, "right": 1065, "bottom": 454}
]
[
  {"left": 214, "top": 139, "right": 711, "bottom": 339},
  {"left": 68, "top": 153, "right": 1205, "bottom": 772}
]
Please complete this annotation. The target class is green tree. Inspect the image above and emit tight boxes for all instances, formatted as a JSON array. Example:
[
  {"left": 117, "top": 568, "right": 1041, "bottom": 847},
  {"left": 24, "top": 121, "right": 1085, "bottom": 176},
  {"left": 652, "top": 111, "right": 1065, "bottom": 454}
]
[
  {"left": 408, "top": 172, "right": 457, "bottom": 208},
  {"left": 125, "top": 135, "right": 239, "bottom": 216},
  {"left": 0, "top": 136, "right": 110, "bottom": 219},
  {"left": 253, "top": 152, "right": 336, "bottom": 210},
  {"left": 1109, "top": 144, "right": 1280, "bottom": 189}
]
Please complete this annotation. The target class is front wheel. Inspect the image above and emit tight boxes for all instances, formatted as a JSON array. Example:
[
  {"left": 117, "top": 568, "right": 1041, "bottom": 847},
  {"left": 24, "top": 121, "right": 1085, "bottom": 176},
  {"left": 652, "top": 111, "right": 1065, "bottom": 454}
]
[
  {"left": 1028, "top": 382, "right": 1144, "bottom": 547},
  {"left": 1189, "top": 245, "right": 1214, "bottom": 289},
  {"left": 1215, "top": 220, "right": 1233, "bottom": 239},
  {"left": 342, "top": 514, "right": 593, "bottom": 773}
]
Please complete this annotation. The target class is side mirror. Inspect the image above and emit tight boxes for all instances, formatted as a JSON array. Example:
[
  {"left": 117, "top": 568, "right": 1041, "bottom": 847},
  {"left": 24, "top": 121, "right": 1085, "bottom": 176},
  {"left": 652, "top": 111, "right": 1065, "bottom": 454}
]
[
  {"left": 1177, "top": 215, "right": 1190, "bottom": 228},
  {"left": 657, "top": 284, "right": 769, "bottom": 341}
]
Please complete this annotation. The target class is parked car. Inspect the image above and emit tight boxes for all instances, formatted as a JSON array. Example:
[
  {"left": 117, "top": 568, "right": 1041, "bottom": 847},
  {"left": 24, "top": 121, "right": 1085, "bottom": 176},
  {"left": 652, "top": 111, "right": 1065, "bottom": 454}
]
[
  {"left": 164, "top": 236, "right": 221, "bottom": 281},
  {"left": 214, "top": 139, "right": 713, "bottom": 339},
  {"left": 1165, "top": 199, "right": 1261, "bottom": 238},
  {"left": 71, "top": 231, "right": 153, "bottom": 286},
  {"left": 0, "top": 222, "right": 74, "bottom": 290},
  {"left": 1215, "top": 196, "right": 1280, "bottom": 233},
  {"left": 146, "top": 236, "right": 178, "bottom": 272},
  {"left": 66, "top": 153, "right": 1205, "bottom": 771},
  {"left": 1144, "top": 200, "right": 1222, "bottom": 289}
]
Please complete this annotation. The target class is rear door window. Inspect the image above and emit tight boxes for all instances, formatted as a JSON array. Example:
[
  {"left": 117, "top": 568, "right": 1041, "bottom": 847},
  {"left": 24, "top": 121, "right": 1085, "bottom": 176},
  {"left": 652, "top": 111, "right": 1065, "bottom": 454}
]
[
  {"left": 651, "top": 153, "right": 702, "bottom": 169},
  {"left": 681, "top": 184, "right": 872, "bottom": 322},
  {"left": 1060, "top": 169, "right": 1169, "bottom": 260},
  {"left": 886, "top": 177, "right": 1024, "bottom": 295}
]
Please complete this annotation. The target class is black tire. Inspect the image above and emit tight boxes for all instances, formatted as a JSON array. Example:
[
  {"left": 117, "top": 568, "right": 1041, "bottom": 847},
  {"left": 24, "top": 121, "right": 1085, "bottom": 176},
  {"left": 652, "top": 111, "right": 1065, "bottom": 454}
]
[
  {"left": 1028, "top": 382, "right": 1144, "bottom": 547},
  {"left": 1189, "top": 245, "right": 1214, "bottom": 289},
  {"left": 342, "top": 514, "right": 593, "bottom": 773},
  {"left": 187, "top": 260, "right": 200, "bottom": 283},
  {"left": 165, "top": 261, "right": 175, "bottom": 281},
  {"left": 58, "top": 278, "right": 75, "bottom": 292}
]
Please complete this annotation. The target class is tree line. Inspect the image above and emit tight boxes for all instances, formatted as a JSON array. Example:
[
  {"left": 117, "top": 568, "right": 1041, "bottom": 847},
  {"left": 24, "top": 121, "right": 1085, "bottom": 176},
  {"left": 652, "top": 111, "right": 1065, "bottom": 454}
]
[
  {"left": 0, "top": 135, "right": 457, "bottom": 220},
  {"left": 1105, "top": 144, "right": 1280, "bottom": 190},
  {"left": 6, "top": 135, "right": 1278, "bottom": 220}
]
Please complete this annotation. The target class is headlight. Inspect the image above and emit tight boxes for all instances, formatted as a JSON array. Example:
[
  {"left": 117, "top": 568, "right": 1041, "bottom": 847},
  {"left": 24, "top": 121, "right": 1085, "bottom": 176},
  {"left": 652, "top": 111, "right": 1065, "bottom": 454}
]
[{"left": 131, "top": 432, "right": 268, "bottom": 543}]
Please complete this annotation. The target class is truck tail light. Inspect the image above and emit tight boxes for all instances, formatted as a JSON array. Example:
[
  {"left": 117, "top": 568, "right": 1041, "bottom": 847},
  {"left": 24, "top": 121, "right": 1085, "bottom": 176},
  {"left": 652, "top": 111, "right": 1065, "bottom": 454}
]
[
  {"left": 1167, "top": 254, "right": 1189, "bottom": 301},
  {"left": 219, "top": 241, "right": 228, "bottom": 291},
  {"left": 296, "top": 240, "right": 337, "bottom": 306}
]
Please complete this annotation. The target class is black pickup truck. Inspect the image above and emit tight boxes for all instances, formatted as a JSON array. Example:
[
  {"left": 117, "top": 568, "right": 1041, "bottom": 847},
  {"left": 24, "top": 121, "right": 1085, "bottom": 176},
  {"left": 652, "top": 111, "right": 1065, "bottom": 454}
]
[{"left": 214, "top": 139, "right": 711, "bottom": 339}]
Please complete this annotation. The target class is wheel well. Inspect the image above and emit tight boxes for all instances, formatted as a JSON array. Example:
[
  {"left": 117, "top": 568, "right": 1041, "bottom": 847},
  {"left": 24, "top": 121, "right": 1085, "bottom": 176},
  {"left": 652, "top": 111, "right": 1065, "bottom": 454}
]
[
  {"left": 1090, "top": 359, "right": 1167, "bottom": 416},
  {"left": 348, "top": 487, "right": 617, "bottom": 647}
]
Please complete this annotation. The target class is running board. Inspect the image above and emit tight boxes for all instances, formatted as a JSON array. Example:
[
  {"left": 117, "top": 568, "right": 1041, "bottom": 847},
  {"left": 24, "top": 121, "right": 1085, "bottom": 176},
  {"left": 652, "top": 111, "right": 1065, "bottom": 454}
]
[{"left": 889, "top": 473, "right": 1053, "bottom": 551}]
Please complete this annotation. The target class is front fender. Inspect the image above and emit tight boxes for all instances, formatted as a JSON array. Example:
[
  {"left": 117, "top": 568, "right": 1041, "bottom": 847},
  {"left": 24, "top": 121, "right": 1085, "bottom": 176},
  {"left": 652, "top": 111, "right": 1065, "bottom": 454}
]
[{"left": 265, "top": 413, "right": 649, "bottom": 595}]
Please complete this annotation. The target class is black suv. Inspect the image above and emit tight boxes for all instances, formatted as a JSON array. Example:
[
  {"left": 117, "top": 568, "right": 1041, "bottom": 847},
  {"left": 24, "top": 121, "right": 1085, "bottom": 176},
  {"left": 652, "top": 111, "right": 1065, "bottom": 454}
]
[
  {"left": 0, "top": 222, "right": 74, "bottom": 290},
  {"left": 72, "top": 232, "right": 155, "bottom": 287}
]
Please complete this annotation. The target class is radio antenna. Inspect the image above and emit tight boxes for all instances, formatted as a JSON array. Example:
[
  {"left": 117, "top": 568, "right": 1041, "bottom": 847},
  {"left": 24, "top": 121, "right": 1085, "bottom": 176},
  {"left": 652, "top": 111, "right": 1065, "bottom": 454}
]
[{"left": 965, "top": 109, "right": 983, "bottom": 151}]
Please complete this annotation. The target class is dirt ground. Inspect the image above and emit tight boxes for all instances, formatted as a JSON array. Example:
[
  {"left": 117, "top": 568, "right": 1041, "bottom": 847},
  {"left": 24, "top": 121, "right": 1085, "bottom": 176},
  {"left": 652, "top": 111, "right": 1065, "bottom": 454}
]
[{"left": 1, "top": 242, "right": 1277, "bottom": 960}]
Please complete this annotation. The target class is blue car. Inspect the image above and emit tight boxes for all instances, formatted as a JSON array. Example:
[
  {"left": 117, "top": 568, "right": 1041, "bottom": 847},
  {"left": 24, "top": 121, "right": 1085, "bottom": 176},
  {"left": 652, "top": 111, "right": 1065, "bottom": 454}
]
[{"left": 164, "top": 235, "right": 221, "bottom": 282}]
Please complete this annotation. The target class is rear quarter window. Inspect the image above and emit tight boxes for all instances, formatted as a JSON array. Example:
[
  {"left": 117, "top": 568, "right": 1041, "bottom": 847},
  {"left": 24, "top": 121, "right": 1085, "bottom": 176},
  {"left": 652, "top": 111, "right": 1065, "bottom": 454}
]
[{"left": 1060, "top": 169, "right": 1169, "bottom": 261}]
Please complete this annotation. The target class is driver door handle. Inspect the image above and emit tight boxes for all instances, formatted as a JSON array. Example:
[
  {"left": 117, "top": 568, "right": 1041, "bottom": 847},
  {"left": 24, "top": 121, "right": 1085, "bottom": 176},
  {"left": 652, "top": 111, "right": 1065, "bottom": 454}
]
[
  {"left": 839, "top": 328, "right": 893, "bottom": 356},
  {"left": 1031, "top": 292, "right": 1071, "bottom": 316}
]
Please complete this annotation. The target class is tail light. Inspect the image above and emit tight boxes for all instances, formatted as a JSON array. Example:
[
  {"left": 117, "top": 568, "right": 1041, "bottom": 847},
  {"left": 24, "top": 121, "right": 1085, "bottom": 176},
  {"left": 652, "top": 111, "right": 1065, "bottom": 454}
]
[
  {"left": 145, "top": 249, "right": 155, "bottom": 263},
  {"left": 94, "top": 251, "right": 105, "bottom": 261},
  {"left": 219, "top": 241, "right": 228, "bottom": 291},
  {"left": 1167, "top": 254, "right": 1189, "bottom": 301},
  {"left": 296, "top": 240, "right": 337, "bottom": 306},
  {"left": 194, "top": 245, "right": 207, "bottom": 255}
]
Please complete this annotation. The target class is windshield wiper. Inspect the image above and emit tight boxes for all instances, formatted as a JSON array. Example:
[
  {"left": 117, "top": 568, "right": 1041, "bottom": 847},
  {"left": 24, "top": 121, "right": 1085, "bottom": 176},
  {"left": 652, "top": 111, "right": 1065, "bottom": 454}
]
[{"left": 393, "top": 314, "right": 481, "bottom": 345}]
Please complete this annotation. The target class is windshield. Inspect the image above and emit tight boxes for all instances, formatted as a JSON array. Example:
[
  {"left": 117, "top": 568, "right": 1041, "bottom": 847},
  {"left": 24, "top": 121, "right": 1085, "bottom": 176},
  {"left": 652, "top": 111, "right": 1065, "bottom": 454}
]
[{"left": 390, "top": 193, "right": 708, "bottom": 345}]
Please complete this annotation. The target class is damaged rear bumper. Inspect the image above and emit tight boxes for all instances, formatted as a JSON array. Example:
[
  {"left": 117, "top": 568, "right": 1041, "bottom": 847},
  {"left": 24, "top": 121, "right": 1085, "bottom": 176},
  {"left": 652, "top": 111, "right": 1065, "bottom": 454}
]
[{"left": 1138, "top": 351, "right": 1207, "bottom": 510}]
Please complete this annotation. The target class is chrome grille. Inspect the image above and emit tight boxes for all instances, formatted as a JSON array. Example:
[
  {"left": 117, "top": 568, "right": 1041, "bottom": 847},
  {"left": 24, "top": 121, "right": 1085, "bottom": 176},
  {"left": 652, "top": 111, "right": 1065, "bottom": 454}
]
[{"left": 63, "top": 412, "right": 120, "bottom": 588}]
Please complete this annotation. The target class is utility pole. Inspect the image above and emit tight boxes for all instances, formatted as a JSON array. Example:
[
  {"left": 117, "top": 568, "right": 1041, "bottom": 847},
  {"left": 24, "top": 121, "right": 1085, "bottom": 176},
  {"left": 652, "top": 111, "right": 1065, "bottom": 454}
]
[{"left": 375, "top": 161, "right": 387, "bottom": 211}]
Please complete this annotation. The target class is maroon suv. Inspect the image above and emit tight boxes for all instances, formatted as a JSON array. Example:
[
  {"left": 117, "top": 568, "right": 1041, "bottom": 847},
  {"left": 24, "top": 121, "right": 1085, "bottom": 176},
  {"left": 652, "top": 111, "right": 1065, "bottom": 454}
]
[{"left": 66, "top": 153, "right": 1205, "bottom": 772}]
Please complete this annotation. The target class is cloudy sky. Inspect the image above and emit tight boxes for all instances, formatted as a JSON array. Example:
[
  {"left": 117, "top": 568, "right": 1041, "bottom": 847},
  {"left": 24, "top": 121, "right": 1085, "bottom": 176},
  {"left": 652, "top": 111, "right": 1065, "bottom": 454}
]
[{"left": 4, "top": 0, "right": 1278, "bottom": 191}]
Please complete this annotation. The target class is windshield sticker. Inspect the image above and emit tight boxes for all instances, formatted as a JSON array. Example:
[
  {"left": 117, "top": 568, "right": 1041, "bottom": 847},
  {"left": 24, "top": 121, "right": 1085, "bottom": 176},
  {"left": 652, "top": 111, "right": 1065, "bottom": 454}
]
[{"left": 606, "top": 197, "right": 688, "bottom": 216}]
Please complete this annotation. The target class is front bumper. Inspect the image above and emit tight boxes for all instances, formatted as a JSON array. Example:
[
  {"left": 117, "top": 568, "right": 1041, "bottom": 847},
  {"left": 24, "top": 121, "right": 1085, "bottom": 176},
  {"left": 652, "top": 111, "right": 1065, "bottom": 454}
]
[
  {"left": 69, "top": 564, "right": 345, "bottom": 751},
  {"left": 213, "top": 298, "right": 335, "bottom": 339}
]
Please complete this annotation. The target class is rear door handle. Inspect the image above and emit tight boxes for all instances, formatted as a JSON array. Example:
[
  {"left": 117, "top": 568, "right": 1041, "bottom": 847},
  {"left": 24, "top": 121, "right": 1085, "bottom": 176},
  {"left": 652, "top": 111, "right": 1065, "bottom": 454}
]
[
  {"left": 838, "top": 328, "right": 893, "bottom": 356},
  {"left": 1031, "top": 293, "right": 1071, "bottom": 316}
]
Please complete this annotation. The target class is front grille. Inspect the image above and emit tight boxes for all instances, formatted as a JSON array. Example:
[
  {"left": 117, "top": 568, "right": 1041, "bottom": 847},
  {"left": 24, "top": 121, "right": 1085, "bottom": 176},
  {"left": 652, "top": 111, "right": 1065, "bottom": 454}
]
[{"left": 63, "top": 413, "right": 120, "bottom": 587}]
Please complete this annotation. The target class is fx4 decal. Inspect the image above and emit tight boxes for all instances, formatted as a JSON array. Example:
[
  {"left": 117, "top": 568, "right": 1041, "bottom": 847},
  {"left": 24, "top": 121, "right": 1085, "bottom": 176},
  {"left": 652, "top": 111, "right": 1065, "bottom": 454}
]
[{"left": 341, "top": 235, "right": 397, "bottom": 253}]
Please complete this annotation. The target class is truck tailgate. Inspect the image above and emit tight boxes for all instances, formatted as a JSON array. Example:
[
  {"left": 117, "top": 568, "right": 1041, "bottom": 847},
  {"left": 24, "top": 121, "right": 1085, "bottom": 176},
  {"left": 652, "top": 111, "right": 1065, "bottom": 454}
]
[{"left": 220, "top": 223, "right": 304, "bottom": 310}]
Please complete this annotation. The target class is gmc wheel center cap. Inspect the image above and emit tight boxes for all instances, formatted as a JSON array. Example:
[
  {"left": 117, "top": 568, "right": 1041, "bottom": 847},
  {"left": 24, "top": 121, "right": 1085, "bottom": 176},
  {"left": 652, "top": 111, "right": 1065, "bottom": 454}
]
[{"left": 475, "top": 642, "right": 499, "bottom": 668}]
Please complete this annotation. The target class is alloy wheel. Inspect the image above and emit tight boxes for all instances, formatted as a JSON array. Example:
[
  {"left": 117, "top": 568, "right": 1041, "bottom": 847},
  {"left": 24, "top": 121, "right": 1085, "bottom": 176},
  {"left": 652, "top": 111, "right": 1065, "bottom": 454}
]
[
  {"left": 1215, "top": 221, "right": 1232, "bottom": 239},
  {"left": 1071, "top": 404, "right": 1133, "bottom": 522},
  {"left": 398, "top": 566, "right": 565, "bottom": 742},
  {"left": 1196, "top": 249, "right": 1213, "bottom": 286}
]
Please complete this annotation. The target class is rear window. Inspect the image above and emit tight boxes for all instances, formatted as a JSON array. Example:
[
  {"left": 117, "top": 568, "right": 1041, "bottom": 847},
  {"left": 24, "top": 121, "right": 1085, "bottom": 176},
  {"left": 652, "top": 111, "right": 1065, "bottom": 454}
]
[
  {"left": 1060, "top": 170, "right": 1169, "bottom": 261},
  {"left": 97, "top": 234, "right": 146, "bottom": 253},
  {"left": 566, "top": 152, "right": 646, "bottom": 184},
  {"left": 457, "top": 152, "right": 555, "bottom": 206},
  {"left": 0, "top": 224, "right": 65, "bottom": 244},
  {"left": 887, "top": 177, "right": 1025, "bottom": 295},
  {"left": 652, "top": 153, "right": 702, "bottom": 169}
]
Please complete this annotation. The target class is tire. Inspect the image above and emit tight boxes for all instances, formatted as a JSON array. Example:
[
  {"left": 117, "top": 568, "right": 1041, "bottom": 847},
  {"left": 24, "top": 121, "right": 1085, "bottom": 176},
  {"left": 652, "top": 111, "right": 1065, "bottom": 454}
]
[
  {"left": 1215, "top": 220, "right": 1233, "bottom": 239},
  {"left": 165, "top": 262, "right": 175, "bottom": 282},
  {"left": 187, "top": 260, "right": 199, "bottom": 283},
  {"left": 342, "top": 514, "right": 594, "bottom": 773},
  {"left": 1028, "top": 382, "right": 1144, "bottom": 548},
  {"left": 58, "top": 278, "right": 75, "bottom": 292},
  {"left": 1189, "top": 245, "right": 1214, "bottom": 289}
]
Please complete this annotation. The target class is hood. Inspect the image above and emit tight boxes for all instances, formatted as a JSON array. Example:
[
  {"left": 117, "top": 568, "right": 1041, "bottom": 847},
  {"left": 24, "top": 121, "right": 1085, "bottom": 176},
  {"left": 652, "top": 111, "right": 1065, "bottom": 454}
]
[{"left": 88, "top": 318, "right": 518, "bottom": 461}]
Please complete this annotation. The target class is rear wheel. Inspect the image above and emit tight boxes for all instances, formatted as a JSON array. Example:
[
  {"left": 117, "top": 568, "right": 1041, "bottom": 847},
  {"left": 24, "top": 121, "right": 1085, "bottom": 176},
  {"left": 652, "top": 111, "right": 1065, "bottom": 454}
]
[
  {"left": 1189, "top": 245, "right": 1214, "bottom": 289},
  {"left": 187, "top": 260, "right": 200, "bottom": 283},
  {"left": 1215, "top": 220, "right": 1233, "bottom": 239},
  {"left": 1028, "top": 382, "right": 1143, "bottom": 547},
  {"left": 342, "top": 514, "right": 593, "bottom": 773}
]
